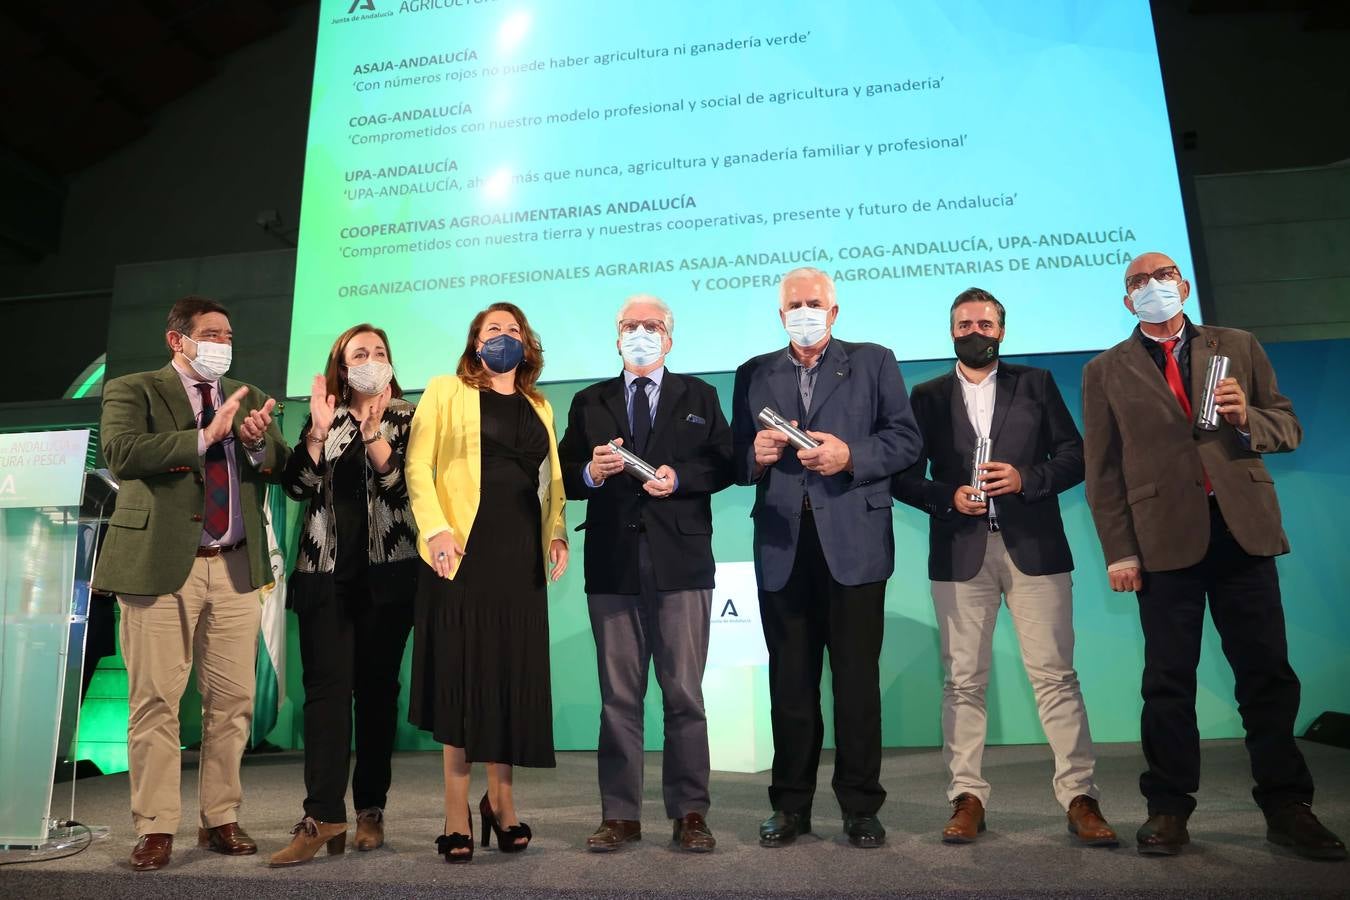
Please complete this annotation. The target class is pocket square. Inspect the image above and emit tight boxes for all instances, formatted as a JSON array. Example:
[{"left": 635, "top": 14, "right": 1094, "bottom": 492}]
[{"left": 684, "top": 413, "right": 706, "bottom": 425}]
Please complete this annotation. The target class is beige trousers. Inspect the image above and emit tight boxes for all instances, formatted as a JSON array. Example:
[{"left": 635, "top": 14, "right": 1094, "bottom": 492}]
[
  {"left": 931, "top": 532, "right": 1099, "bottom": 810},
  {"left": 118, "top": 547, "right": 260, "bottom": 836}
]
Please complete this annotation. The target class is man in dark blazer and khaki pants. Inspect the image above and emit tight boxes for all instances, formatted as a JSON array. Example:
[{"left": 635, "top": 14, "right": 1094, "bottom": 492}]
[
  {"left": 1083, "top": 251, "right": 1344, "bottom": 860},
  {"left": 894, "top": 288, "right": 1117, "bottom": 847},
  {"left": 559, "top": 295, "right": 734, "bottom": 853},
  {"left": 94, "top": 296, "right": 289, "bottom": 870}
]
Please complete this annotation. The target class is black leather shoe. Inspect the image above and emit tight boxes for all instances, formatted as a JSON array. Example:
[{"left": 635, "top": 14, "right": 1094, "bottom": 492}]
[
  {"left": 843, "top": 812, "right": 886, "bottom": 849},
  {"left": 1265, "top": 802, "right": 1348, "bottom": 861},
  {"left": 758, "top": 810, "right": 811, "bottom": 848},
  {"left": 1136, "top": 813, "right": 1190, "bottom": 856}
]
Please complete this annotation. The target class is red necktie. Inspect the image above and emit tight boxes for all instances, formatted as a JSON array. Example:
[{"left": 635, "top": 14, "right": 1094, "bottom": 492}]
[
  {"left": 196, "top": 383, "right": 230, "bottom": 540},
  {"left": 1161, "top": 339, "right": 1211, "bottom": 494}
]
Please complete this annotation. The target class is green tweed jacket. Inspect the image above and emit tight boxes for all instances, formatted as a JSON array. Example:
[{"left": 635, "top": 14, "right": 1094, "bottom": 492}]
[{"left": 92, "top": 364, "right": 290, "bottom": 597}]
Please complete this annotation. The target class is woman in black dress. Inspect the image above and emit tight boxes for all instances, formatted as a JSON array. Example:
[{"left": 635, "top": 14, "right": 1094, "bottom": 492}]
[
  {"left": 272, "top": 323, "right": 419, "bottom": 866},
  {"left": 405, "top": 302, "right": 569, "bottom": 862}
]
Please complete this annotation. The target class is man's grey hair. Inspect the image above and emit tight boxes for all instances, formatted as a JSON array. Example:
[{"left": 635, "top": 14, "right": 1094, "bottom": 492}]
[
  {"left": 778, "top": 267, "right": 837, "bottom": 308},
  {"left": 616, "top": 294, "right": 674, "bottom": 334}
]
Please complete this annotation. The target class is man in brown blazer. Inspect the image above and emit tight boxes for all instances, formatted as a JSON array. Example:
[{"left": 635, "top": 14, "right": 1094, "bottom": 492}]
[
  {"left": 1082, "top": 251, "right": 1343, "bottom": 861},
  {"left": 93, "top": 296, "right": 289, "bottom": 870}
]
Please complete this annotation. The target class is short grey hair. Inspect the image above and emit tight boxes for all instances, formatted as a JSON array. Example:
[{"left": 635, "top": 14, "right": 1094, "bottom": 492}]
[
  {"left": 779, "top": 267, "right": 837, "bottom": 308},
  {"left": 615, "top": 294, "right": 674, "bottom": 335}
]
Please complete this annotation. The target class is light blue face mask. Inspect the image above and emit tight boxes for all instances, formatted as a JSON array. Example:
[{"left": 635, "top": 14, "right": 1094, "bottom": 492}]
[
  {"left": 620, "top": 327, "right": 664, "bottom": 368},
  {"left": 784, "top": 306, "right": 829, "bottom": 346},
  {"left": 1130, "top": 278, "right": 1183, "bottom": 324}
]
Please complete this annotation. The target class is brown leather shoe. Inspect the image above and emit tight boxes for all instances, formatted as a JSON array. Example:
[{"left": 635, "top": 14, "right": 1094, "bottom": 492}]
[
  {"left": 130, "top": 833, "right": 173, "bottom": 871},
  {"left": 672, "top": 813, "right": 716, "bottom": 853},
  {"left": 354, "top": 807, "right": 384, "bottom": 851},
  {"left": 1265, "top": 803, "right": 1347, "bottom": 861},
  {"left": 268, "top": 817, "right": 348, "bottom": 867},
  {"left": 1136, "top": 813, "right": 1190, "bottom": 856},
  {"left": 942, "top": 793, "right": 986, "bottom": 844},
  {"left": 587, "top": 819, "right": 641, "bottom": 852},
  {"left": 197, "top": 822, "right": 258, "bottom": 855},
  {"left": 1066, "top": 795, "right": 1119, "bottom": 847}
]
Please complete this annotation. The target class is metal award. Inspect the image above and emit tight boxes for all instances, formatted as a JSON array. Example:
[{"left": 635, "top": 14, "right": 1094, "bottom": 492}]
[
  {"left": 607, "top": 440, "right": 662, "bottom": 483},
  {"left": 969, "top": 436, "right": 992, "bottom": 503},
  {"left": 1195, "top": 354, "right": 1231, "bottom": 432},
  {"left": 757, "top": 407, "right": 820, "bottom": 451}
]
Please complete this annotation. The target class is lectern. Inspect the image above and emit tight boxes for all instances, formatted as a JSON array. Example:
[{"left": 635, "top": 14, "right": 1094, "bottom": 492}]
[{"left": 0, "top": 430, "right": 112, "bottom": 850}]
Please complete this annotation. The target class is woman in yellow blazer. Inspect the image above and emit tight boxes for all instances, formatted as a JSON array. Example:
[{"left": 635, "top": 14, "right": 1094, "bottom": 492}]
[{"left": 405, "top": 302, "right": 568, "bottom": 863}]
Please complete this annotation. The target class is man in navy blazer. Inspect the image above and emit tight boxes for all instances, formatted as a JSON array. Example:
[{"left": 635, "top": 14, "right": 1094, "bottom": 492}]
[
  {"left": 731, "top": 267, "right": 921, "bottom": 849},
  {"left": 892, "top": 288, "right": 1117, "bottom": 847},
  {"left": 559, "top": 295, "right": 734, "bottom": 854}
]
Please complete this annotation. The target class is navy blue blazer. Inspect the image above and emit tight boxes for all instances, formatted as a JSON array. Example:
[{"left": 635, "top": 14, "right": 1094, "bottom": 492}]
[
  {"left": 558, "top": 371, "right": 733, "bottom": 595},
  {"left": 731, "top": 339, "right": 922, "bottom": 592},
  {"left": 891, "top": 363, "right": 1084, "bottom": 582}
]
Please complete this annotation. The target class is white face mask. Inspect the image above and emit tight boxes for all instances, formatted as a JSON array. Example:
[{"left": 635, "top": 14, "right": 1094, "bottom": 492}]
[
  {"left": 1129, "top": 278, "right": 1184, "bottom": 324},
  {"left": 619, "top": 328, "right": 664, "bottom": 368},
  {"left": 346, "top": 360, "right": 393, "bottom": 396},
  {"left": 784, "top": 306, "right": 829, "bottom": 347},
  {"left": 180, "top": 333, "right": 232, "bottom": 380}
]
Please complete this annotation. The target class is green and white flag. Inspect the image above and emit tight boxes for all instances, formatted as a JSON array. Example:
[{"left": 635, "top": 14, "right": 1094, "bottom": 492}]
[{"left": 252, "top": 483, "right": 288, "bottom": 745}]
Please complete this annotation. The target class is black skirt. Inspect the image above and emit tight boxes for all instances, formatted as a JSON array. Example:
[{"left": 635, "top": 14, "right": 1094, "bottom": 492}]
[{"left": 408, "top": 390, "right": 555, "bottom": 767}]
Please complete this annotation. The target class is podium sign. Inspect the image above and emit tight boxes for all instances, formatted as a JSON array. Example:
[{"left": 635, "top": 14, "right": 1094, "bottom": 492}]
[
  {"left": 0, "top": 430, "right": 90, "bottom": 845},
  {"left": 704, "top": 561, "right": 773, "bottom": 773},
  {"left": 0, "top": 431, "right": 89, "bottom": 510}
]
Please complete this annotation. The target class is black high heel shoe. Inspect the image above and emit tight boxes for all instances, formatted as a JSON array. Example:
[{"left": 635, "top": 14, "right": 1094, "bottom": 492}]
[
  {"left": 480, "top": 792, "right": 532, "bottom": 853},
  {"left": 436, "top": 807, "right": 474, "bottom": 863}
]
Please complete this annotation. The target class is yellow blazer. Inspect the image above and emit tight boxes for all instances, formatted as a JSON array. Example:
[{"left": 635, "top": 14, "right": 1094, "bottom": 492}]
[{"left": 406, "top": 374, "right": 567, "bottom": 578}]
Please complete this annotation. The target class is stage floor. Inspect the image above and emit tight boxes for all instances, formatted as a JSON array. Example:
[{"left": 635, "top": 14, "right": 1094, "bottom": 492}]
[{"left": 2, "top": 740, "right": 1346, "bottom": 898}]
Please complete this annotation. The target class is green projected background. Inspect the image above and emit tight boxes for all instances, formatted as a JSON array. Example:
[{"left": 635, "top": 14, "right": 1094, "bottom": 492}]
[{"left": 289, "top": 0, "right": 1196, "bottom": 394}]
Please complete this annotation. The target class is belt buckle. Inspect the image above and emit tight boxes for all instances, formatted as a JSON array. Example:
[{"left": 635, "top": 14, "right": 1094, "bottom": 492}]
[{"left": 198, "top": 539, "right": 243, "bottom": 558}]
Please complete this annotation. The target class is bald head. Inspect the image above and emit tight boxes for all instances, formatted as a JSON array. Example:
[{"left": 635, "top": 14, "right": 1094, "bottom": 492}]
[
  {"left": 1125, "top": 252, "right": 1180, "bottom": 289},
  {"left": 1122, "top": 250, "right": 1191, "bottom": 327}
]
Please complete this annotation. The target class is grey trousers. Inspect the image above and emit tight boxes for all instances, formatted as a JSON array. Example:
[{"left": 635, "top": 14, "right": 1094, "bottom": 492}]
[{"left": 588, "top": 536, "right": 713, "bottom": 821}]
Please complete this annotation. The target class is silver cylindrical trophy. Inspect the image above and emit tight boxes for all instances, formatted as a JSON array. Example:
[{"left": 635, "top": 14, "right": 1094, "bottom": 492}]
[
  {"left": 1195, "top": 355, "right": 1231, "bottom": 432},
  {"left": 757, "top": 407, "right": 820, "bottom": 450},
  {"left": 607, "top": 440, "right": 662, "bottom": 483},
  {"left": 969, "top": 436, "right": 992, "bottom": 504}
]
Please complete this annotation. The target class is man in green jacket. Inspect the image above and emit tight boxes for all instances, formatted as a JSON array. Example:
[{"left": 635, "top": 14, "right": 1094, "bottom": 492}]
[{"left": 93, "top": 295, "right": 289, "bottom": 871}]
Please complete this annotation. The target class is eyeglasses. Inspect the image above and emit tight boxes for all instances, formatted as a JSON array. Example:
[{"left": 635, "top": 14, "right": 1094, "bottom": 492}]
[
  {"left": 619, "top": 319, "right": 668, "bottom": 335},
  {"left": 1125, "top": 266, "right": 1182, "bottom": 293}
]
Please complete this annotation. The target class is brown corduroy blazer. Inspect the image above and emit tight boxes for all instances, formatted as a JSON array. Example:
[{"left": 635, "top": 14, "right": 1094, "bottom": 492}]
[{"left": 1082, "top": 323, "right": 1300, "bottom": 573}]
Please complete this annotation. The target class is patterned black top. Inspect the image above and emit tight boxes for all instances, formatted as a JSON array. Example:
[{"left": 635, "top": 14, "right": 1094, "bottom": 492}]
[{"left": 281, "top": 397, "right": 419, "bottom": 609}]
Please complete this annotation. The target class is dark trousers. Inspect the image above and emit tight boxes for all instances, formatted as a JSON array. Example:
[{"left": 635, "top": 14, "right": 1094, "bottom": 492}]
[
  {"left": 1137, "top": 499, "right": 1313, "bottom": 817},
  {"left": 758, "top": 511, "right": 887, "bottom": 816},
  {"left": 588, "top": 536, "right": 713, "bottom": 821},
  {"left": 297, "top": 574, "right": 413, "bottom": 822}
]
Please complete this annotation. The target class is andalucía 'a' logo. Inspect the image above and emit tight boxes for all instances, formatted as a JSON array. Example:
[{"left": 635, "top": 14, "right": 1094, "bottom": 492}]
[
  {"left": 347, "top": 0, "right": 375, "bottom": 12},
  {"left": 720, "top": 599, "right": 739, "bottom": 617}
]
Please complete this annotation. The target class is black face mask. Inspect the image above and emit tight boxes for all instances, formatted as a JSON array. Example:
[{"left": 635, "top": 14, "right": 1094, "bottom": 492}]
[{"left": 954, "top": 333, "right": 1000, "bottom": 368}]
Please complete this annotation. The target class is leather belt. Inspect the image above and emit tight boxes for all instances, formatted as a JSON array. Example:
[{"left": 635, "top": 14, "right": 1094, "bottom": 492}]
[{"left": 196, "top": 539, "right": 246, "bottom": 558}]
